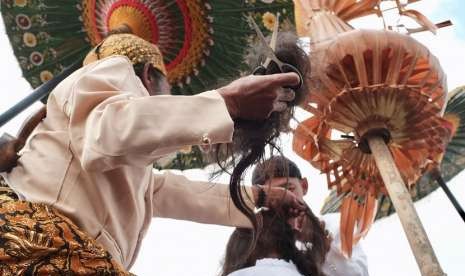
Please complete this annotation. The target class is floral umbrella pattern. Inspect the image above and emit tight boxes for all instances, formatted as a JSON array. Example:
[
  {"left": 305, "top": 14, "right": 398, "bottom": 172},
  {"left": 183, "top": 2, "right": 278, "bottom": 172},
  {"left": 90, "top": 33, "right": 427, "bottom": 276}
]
[
  {"left": 1, "top": 0, "right": 295, "bottom": 170},
  {"left": 1, "top": 0, "right": 294, "bottom": 94}
]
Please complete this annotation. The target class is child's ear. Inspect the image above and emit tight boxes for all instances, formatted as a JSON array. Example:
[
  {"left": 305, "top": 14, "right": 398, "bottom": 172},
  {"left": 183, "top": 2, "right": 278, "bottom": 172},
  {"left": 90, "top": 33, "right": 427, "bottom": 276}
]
[{"left": 300, "top": 177, "right": 308, "bottom": 195}]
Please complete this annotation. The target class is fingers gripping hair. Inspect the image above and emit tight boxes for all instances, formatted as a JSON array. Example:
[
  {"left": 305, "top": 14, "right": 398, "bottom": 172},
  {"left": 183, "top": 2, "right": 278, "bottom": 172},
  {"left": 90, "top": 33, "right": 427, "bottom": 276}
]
[{"left": 216, "top": 31, "right": 311, "bottom": 263}]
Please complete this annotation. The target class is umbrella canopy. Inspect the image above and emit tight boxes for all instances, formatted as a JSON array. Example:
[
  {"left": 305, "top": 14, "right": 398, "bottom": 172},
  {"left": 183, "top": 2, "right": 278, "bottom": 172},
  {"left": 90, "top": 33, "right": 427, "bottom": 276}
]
[
  {"left": 291, "top": 0, "right": 452, "bottom": 256},
  {"left": 1, "top": 0, "right": 294, "bottom": 94},
  {"left": 321, "top": 86, "right": 465, "bottom": 219}
]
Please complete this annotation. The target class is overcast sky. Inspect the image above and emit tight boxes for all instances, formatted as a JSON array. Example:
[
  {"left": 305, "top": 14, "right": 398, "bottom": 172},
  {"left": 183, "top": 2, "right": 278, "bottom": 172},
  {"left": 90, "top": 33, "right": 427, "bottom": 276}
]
[{"left": 1, "top": 1, "right": 464, "bottom": 276}]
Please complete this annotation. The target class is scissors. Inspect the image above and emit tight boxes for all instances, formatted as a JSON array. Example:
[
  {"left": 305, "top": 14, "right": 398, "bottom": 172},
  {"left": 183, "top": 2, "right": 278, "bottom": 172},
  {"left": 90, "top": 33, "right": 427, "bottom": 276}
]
[{"left": 248, "top": 15, "right": 303, "bottom": 91}]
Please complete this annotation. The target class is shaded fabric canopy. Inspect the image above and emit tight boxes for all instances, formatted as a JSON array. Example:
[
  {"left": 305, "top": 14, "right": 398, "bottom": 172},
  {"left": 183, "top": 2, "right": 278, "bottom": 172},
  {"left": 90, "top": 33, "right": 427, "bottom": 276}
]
[
  {"left": 1, "top": 0, "right": 294, "bottom": 95},
  {"left": 1, "top": 0, "right": 295, "bottom": 170},
  {"left": 321, "top": 86, "right": 465, "bottom": 220}
]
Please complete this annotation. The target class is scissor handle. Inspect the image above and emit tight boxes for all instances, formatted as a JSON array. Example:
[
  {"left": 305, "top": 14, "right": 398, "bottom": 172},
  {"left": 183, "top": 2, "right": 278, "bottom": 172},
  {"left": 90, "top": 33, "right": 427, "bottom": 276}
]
[
  {"left": 252, "top": 65, "right": 267, "bottom": 76},
  {"left": 280, "top": 63, "right": 303, "bottom": 91},
  {"left": 252, "top": 63, "right": 303, "bottom": 91}
]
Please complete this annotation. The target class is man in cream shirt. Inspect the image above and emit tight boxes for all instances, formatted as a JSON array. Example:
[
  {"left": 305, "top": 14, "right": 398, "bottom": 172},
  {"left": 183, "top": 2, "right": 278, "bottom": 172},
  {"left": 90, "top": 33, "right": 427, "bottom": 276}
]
[{"left": 0, "top": 33, "right": 304, "bottom": 274}]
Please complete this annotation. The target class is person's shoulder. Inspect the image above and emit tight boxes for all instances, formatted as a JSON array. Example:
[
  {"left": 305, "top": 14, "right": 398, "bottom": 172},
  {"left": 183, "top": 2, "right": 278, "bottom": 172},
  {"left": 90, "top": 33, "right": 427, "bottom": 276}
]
[
  {"left": 81, "top": 55, "right": 134, "bottom": 75},
  {"left": 228, "top": 266, "right": 296, "bottom": 276},
  {"left": 320, "top": 214, "right": 370, "bottom": 276},
  {"left": 49, "top": 55, "right": 141, "bottom": 107},
  {"left": 71, "top": 55, "right": 138, "bottom": 91},
  {"left": 320, "top": 213, "right": 340, "bottom": 236},
  {"left": 228, "top": 259, "right": 304, "bottom": 276},
  {"left": 55, "top": 55, "right": 134, "bottom": 90}
]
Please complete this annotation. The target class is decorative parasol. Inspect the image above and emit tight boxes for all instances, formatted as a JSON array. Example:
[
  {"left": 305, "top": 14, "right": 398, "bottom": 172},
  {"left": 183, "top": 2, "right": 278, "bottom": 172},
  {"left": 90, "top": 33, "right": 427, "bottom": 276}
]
[
  {"left": 0, "top": 0, "right": 295, "bottom": 169},
  {"left": 292, "top": 0, "right": 452, "bottom": 274},
  {"left": 1, "top": 0, "right": 295, "bottom": 93},
  {"left": 321, "top": 86, "right": 465, "bottom": 220}
]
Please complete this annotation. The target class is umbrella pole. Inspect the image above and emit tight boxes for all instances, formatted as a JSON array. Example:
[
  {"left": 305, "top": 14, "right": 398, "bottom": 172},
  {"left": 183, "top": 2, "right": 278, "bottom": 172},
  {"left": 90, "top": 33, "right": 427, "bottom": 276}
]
[
  {"left": 432, "top": 169, "right": 465, "bottom": 223},
  {"left": 0, "top": 59, "right": 82, "bottom": 128},
  {"left": 368, "top": 136, "right": 445, "bottom": 276}
]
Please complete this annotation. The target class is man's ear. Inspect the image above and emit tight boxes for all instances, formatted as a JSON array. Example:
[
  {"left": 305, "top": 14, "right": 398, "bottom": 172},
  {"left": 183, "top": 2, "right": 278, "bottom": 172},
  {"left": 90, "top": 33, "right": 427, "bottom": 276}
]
[
  {"left": 141, "top": 62, "right": 153, "bottom": 89},
  {"left": 300, "top": 177, "right": 309, "bottom": 195}
]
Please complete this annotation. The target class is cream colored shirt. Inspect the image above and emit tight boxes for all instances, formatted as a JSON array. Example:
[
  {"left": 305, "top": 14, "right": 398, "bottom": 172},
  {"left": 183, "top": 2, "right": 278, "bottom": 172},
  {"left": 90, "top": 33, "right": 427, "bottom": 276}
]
[{"left": 4, "top": 56, "right": 251, "bottom": 269}]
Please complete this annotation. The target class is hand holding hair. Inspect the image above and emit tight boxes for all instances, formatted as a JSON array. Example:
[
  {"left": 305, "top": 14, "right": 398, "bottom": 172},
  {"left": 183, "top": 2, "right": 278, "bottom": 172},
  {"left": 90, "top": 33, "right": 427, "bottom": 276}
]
[{"left": 218, "top": 72, "right": 299, "bottom": 121}]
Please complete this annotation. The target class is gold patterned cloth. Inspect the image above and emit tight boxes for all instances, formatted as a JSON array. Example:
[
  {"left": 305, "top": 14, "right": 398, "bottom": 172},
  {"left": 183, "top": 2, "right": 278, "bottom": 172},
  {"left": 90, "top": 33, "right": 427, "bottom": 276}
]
[
  {"left": 0, "top": 178, "right": 132, "bottom": 276},
  {"left": 83, "top": 33, "right": 167, "bottom": 75}
]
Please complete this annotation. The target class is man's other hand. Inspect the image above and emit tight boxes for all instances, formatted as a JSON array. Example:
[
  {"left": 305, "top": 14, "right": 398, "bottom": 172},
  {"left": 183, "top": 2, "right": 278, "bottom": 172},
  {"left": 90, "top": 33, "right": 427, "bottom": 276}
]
[{"left": 252, "top": 184, "right": 306, "bottom": 217}]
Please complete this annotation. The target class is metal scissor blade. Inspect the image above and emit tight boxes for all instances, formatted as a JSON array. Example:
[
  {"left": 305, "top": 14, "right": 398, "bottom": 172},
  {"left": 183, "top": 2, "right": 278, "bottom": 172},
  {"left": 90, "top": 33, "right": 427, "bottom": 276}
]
[
  {"left": 264, "top": 13, "right": 280, "bottom": 68},
  {"left": 248, "top": 16, "right": 281, "bottom": 67}
]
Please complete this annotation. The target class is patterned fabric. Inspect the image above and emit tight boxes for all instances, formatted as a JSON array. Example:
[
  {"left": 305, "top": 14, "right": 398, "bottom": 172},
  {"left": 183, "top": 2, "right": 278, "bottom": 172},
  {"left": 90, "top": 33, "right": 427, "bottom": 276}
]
[
  {"left": 0, "top": 178, "right": 132, "bottom": 276},
  {"left": 1, "top": 0, "right": 294, "bottom": 94},
  {"left": 1, "top": 0, "right": 294, "bottom": 171}
]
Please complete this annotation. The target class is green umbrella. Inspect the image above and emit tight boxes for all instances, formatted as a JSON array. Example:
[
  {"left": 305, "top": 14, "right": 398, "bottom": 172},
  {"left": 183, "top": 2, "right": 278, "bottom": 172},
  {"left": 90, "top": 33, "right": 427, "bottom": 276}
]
[
  {"left": 1, "top": 0, "right": 295, "bottom": 170},
  {"left": 321, "top": 86, "right": 465, "bottom": 220}
]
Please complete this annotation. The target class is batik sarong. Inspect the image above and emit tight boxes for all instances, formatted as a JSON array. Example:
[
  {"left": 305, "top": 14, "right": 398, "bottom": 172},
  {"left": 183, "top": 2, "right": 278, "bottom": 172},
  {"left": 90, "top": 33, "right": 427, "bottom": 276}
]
[{"left": 0, "top": 177, "right": 132, "bottom": 276}]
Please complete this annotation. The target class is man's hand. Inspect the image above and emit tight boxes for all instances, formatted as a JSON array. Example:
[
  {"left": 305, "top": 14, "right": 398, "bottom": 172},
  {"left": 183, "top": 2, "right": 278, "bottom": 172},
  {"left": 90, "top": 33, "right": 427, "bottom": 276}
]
[
  {"left": 217, "top": 73, "right": 299, "bottom": 121},
  {"left": 252, "top": 184, "right": 306, "bottom": 217}
]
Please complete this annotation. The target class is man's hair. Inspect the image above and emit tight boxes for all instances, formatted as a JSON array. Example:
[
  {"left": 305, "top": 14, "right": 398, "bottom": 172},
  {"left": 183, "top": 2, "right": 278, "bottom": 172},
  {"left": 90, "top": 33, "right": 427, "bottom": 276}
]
[
  {"left": 252, "top": 156, "right": 302, "bottom": 185},
  {"left": 132, "top": 63, "right": 165, "bottom": 94},
  {"left": 132, "top": 62, "right": 166, "bottom": 84}
]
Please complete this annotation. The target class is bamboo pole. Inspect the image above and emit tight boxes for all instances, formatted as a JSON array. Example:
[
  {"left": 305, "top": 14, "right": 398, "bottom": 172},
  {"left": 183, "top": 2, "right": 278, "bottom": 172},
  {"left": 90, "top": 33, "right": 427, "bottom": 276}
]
[{"left": 368, "top": 136, "right": 445, "bottom": 276}]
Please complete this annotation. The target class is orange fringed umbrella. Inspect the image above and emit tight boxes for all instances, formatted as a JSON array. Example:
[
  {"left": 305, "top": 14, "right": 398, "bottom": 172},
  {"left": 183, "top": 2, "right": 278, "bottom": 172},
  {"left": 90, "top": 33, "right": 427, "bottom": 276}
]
[
  {"left": 293, "top": 1, "right": 451, "bottom": 275},
  {"left": 321, "top": 86, "right": 465, "bottom": 221}
]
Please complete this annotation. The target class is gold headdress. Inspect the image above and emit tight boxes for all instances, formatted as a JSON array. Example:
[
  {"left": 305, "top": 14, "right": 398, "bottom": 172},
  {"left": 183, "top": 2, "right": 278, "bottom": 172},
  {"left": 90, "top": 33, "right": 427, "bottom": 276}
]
[{"left": 83, "top": 33, "right": 166, "bottom": 75}]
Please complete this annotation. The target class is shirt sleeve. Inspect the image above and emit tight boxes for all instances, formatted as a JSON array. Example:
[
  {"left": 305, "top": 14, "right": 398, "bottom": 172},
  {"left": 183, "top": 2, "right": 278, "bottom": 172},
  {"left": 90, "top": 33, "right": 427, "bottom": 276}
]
[
  {"left": 60, "top": 56, "right": 234, "bottom": 171},
  {"left": 151, "top": 171, "right": 254, "bottom": 228}
]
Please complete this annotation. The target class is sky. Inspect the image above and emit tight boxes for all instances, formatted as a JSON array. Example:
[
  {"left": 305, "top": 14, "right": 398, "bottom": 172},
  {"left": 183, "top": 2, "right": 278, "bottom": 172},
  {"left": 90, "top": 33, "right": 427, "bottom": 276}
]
[{"left": 1, "top": 1, "right": 464, "bottom": 276}]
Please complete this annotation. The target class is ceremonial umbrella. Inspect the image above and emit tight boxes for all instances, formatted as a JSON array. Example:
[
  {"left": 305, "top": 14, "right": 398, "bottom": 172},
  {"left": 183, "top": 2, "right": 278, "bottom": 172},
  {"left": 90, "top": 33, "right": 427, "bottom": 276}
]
[
  {"left": 292, "top": 0, "right": 452, "bottom": 274},
  {"left": 321, "top": 86, "right": 465, "bottom": 220},
  {"left": 0, "top": 0, "right": 295, "bottom": 169}
]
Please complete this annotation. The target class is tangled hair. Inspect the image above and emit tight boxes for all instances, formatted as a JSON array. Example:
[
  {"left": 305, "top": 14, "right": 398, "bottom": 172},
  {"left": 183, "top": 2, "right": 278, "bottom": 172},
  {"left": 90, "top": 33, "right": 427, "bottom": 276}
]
[
  {"left": 252, "top": 155, "right": 302, "bottom": 186},
  {"left": 216, "top": 32, "right": 310, "bottom": 261},
  {"left": 220, "top": 208, "right": 329, "bottom": 276}
]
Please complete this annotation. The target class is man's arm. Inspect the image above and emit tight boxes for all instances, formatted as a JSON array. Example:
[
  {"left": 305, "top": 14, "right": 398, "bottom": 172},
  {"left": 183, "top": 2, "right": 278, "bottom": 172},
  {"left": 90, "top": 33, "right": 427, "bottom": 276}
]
[
  {"left": 150, "top": 172, "right": 306, "bottom": 228},
  {"left": 151, "top": 171, "right": 253, "bottom": 228},
  {"left": 63, "top": 56, "right": 234, "bottom": 171}
]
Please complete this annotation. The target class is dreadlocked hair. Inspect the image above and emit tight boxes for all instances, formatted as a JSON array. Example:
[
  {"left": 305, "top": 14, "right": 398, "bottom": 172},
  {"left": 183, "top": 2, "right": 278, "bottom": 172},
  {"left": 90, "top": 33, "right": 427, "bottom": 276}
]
[{"left": 214, "top": 31, "right": 310, "bottom": 259}]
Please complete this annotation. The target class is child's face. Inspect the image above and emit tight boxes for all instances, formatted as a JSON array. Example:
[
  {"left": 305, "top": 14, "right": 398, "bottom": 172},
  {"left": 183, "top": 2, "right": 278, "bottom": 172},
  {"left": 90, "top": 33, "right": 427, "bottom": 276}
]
[
  {"left": 265, "top": 177, "right": 307, "bottom": 200},
  {"left": 264, "top": 176, "right": 309, "bottom": 232}
]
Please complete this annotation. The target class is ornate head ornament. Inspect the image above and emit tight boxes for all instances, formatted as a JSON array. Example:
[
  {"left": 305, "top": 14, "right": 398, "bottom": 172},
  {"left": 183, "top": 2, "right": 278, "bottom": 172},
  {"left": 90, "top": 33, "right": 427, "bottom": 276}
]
[{"left": 83, "top": 33, "right": 167, "bottom": 75}]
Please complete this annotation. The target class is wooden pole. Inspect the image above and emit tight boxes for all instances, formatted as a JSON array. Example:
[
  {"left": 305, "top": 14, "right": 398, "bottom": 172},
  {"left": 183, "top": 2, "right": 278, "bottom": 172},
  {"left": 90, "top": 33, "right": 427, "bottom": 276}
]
[{"left": 368, "top": 136, "right": 445, "bottom": 276}]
